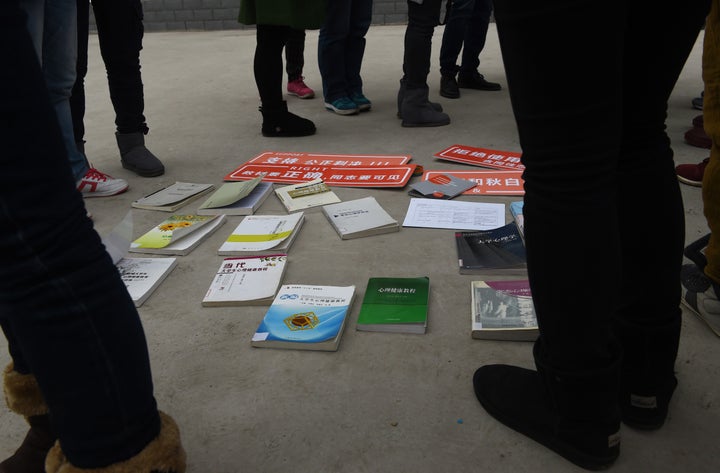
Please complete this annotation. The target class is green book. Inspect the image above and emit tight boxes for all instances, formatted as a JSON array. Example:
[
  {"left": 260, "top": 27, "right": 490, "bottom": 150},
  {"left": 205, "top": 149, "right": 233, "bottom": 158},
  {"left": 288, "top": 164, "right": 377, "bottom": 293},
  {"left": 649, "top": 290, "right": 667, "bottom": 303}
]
[{"left": 356, "top": 277, "right": 429, "bottom": 334}]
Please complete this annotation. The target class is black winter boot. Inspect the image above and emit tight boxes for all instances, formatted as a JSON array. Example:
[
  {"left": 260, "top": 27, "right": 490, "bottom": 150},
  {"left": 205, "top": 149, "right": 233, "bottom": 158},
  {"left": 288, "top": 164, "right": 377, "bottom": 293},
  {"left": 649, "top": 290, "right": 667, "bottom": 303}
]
[
  {"left": 260, "top": 101, "right": 316, "bottom": 137},
  {"left": 116, "top": 132, "right": 165, "bottom": 177},
  {"left": 612, "top": 316, "right": 680, "bottom": 430},
  {"left": 400, "top": 86, "right": 450, "bottom": 128},
  {"left": 397, "top": 78, "right": 443, "bottom": 119},
  {"left": 473, "top": 339, "right": 621, "bottom": 470},
  {"left": 0, "top": 364, "right": 55, "bottom": 473},
  {"left": 439, "top": 73, "right": 460, "bottom": 99}
]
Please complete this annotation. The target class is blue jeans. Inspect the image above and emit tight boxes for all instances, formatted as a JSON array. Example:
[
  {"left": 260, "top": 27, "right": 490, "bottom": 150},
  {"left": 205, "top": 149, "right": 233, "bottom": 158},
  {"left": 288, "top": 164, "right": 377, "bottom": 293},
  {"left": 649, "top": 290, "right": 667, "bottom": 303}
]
[
  {"left": 317, "top": 0, "right": 372, "bottom": 102},
  {"left": 20, "top": 0, "right": 88, "bottom": 180},
  {"left": 439, "top": 0, "right": 492, "bottom": 76},
  {"left": 1, "top": 4, "right": 160, "bottom": 467},
  {"left": 493, "top": 0, "right": 710, "bottom": 371}
]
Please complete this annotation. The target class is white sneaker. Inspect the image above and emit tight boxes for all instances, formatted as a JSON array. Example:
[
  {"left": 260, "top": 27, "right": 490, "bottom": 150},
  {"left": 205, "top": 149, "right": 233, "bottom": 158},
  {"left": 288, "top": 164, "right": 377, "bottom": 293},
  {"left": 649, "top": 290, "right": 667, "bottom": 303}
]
[{"left": 77, "top": 167, "right": 128, "bottom": 197}]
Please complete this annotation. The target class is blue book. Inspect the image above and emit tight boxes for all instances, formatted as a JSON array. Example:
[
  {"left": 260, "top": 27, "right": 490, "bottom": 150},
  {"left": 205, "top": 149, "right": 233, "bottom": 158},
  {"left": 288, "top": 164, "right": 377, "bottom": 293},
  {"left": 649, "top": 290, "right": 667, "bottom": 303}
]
[
  {"left": 509, "top": 200, "right": 524, "bottom": 237},
  {"left": 251, "top": 284, "right": 356, "bottom": 351}
]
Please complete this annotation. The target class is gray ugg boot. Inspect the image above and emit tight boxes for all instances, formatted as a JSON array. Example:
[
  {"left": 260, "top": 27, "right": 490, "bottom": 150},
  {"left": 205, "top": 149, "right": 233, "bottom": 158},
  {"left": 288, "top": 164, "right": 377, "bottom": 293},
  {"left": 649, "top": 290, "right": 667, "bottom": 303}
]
[
  {"left": 116, "top": 132, "right": 165, "bottom": 177},
  {"left": 397, "top": 78, "right": 443, "bottom": 119},
  {"left": 400, "top": 85, "right": 450, "bottom": 127}
]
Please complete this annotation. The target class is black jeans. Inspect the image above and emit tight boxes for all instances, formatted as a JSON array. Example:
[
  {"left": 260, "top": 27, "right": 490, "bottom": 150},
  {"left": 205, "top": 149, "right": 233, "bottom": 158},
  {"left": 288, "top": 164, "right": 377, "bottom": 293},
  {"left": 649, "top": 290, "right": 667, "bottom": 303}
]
[
  {"left": 403, "top": 0, "right": 444, "bottom": 89},
  {"left": 493, "top": 0, "right": 710, "bottom": 370},
  {"left": 1, "top": 2, "right": 160, "bottom": 467},
  {"left": 71, "top": 0, "right": 147, "bottom": 141},
  {"left": 439, "top": 0, "right": 492, "bottom": 76},
  {"left": 255, "top": 24, "right": 293, "bottom": 107},
  {"left": 285, "top": 28, "right": 306, "bottom": 81}
]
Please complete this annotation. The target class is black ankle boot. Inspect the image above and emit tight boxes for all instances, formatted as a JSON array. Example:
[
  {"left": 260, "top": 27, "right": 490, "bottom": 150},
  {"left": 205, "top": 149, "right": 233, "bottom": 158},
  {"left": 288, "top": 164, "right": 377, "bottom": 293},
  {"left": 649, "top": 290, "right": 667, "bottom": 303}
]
[
  {"left": 473, "top": 339, "right": 621, "bottom": 470},
  {"left": 260, "top": 101, "right": 316, "bottom": 137},
  {"left": 457, "top": 70, "right": 502, "bottom": 91},
  {"left": 439, "top": 74, "right": 460, "bottom": 99},
  {"left": 397, "top": 78, "right": 443, "bottom": 119}
]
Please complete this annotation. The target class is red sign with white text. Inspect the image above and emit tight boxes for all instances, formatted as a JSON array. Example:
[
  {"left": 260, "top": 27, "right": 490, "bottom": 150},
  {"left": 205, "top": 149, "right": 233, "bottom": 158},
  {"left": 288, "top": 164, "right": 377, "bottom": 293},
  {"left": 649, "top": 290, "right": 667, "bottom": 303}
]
[
  {"left": 247, "top": 151, "right": 412, "bottom": 166},
  {"left": 434, "top": 144, "right": 524, "bottom": 171},
  {"left": 422, "top": 170, "right": 525, "bottom": 196}
]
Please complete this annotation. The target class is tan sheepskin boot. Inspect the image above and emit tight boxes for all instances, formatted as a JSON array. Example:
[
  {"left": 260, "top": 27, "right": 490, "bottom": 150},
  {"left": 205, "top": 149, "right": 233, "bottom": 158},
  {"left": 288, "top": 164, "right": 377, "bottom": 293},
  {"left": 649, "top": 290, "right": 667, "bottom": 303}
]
[
  {"left": 45, "top": 411, "right": 186, "bottom": 473},
  {"left": 0, "top": 363, "right": 55, "bottom": 473}
]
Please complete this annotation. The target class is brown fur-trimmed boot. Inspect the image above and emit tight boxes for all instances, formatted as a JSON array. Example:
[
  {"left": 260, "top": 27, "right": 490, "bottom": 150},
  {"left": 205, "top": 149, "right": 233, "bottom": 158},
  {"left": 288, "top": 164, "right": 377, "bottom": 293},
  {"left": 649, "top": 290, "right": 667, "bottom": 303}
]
[
  {"left": 45, "top": 411, "right": 186, "bottom": 473},
  {"left": 0, "top": 363, "right": 55, "bottom": 473}
]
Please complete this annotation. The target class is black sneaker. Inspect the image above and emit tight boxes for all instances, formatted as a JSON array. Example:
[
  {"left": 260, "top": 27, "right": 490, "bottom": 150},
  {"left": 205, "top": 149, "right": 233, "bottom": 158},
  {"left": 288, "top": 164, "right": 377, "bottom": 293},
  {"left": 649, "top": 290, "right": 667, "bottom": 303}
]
[
  {"left": 440, "top": 74, "right": 460, "bottom": 99},
  {"left": 458, "top": 71, "right": 502, "bottom": 91}
]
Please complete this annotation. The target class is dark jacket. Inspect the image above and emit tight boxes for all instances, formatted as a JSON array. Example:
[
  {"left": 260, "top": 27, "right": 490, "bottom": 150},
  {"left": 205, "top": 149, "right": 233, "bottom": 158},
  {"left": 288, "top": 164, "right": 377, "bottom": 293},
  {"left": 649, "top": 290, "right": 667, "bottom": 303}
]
[{"left": 238, "top": 0, "right": 327, "bottom": 30}]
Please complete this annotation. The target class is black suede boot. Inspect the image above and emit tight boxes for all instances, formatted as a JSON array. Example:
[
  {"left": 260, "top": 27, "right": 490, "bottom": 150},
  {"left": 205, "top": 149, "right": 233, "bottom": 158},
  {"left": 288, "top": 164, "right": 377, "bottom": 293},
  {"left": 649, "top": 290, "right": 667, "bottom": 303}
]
[
  {"left": 0, "top": 364, "right": 55, "bottom": 473},
  {"left": 116, "top": 132, "right": 165, "bottom": 177},
  {"left": 397, "top": 78, "right": 443, "bottom": 119},
  {"left": 473, "top": 340, "right": 621, "bottom": 470},
  {"left": 439, "top": 73, "right": 460, "bottom": 99},
  {"left": 612, "top": 316, "right": 680, "bottom": 430},
  {"left": 260, "top": 101, "right": 316, "bottom": 137},
  {"left": 400, "top": 86, "right": 450, "bottom": 128}
]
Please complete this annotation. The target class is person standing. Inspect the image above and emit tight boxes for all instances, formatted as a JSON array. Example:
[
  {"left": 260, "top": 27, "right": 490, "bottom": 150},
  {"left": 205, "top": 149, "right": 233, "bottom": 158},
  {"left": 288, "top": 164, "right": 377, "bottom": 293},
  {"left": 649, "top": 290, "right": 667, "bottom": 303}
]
[
  {"left": 71, "top": 0, "right": 165, "bottom": 178},
  {"left": 438, "top": 0, "right": 501, "bottom": 99},
  {"left": 285, "top": 28, "right": 316, "bottom": 99},
  {"left": 318, "top": 0, "right": 373, "bottom": 115},
  {"left": 472, "top": 0, "right": 710, "bottom": 469}
]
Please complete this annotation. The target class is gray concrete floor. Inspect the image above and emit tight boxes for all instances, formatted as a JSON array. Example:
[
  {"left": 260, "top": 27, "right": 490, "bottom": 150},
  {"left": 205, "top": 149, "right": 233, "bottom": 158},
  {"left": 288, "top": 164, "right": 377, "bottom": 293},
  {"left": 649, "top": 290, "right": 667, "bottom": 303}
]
[{"left": 2, "top": 25, "right": 719, "bottom": 473}]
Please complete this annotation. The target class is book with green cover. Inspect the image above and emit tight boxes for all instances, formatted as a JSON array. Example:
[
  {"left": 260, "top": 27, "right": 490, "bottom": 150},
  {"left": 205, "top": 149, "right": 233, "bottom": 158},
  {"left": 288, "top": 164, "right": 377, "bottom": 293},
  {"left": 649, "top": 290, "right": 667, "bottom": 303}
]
[{"left": 356, "top": 276, "right": 429, "bottom": 334}]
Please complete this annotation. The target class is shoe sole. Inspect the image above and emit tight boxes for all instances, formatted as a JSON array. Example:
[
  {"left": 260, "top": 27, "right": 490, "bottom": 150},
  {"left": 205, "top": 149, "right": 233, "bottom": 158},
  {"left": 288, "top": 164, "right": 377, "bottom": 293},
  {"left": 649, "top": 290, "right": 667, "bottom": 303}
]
[
  {"left": 80, "top": 184, "right": 129, "bottom": 198},
  {"left": 681, "top": 292, "right": 720, "bottom": 337},
  {"left": 122, "top": 161, "right": 165, "bottom": 178},
  {"left": 401, "top": 118, "right": 451, "bottom": 128},
  {"left": 439, "top": 91, "right": 460, "bottom": 99},
  {"left": 357, "top": 104, "right": 371, "bottom": 112},
  {"left": 288, "top": 91, "right": 315, "bottom": 99},
  {"left": 324, "top": 103, "right": 359, "bottom": 115},
  {"left": 458, "top": 83, "right": 502, "bottom": 91},
  {"left": 677, "top": 175, "right": 703, "bottom": 187}
]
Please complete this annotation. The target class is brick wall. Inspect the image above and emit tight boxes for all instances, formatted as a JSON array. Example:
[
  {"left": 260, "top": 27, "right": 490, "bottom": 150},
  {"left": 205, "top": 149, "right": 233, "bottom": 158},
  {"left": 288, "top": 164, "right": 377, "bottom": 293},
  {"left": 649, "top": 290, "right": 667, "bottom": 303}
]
[{"left": 89, "top": 1, "right": 410, "bottom": 33}]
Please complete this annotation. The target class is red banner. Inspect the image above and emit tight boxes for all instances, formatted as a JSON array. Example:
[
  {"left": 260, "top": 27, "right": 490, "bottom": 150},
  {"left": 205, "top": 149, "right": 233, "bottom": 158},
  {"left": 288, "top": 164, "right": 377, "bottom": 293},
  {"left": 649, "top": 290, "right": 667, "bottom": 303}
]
[
  {"left": 422, "top": 170, "right": 525, "bottom": 196},
  {"left": 434, "top": 144, "right": 524, "bottom": 171},
  {"left": 246, "top": 151, "right": 412, "bottom": 166}
]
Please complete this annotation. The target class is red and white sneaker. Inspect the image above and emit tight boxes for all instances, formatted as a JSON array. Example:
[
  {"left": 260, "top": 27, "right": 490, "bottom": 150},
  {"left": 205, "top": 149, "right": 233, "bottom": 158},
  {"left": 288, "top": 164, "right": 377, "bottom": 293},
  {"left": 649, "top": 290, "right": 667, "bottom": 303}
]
[
  {"left": 287, "top": 77, "right": 315, "bottom": 99},
  {"left": 77, "top": 167, "right": 129, "bottom": 197}
]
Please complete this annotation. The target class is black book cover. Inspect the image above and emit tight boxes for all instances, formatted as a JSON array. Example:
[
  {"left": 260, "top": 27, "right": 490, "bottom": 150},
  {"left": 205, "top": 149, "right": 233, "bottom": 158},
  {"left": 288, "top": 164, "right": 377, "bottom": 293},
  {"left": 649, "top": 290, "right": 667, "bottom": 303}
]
[{"left": 455, "top": 222, "right": 526, "bottom": 274}]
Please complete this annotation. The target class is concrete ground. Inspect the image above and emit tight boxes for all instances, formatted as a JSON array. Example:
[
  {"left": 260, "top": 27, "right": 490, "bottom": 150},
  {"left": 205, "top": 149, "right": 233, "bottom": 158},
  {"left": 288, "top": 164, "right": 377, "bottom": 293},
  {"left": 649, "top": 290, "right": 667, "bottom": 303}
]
[{"left": 2, "top": 24, "right": 719, "bottom": 473}]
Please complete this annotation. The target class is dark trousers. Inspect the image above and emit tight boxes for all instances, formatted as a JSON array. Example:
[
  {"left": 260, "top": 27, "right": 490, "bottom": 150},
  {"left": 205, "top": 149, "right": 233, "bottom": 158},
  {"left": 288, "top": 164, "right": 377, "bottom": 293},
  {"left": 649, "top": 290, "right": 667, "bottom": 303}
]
[
  {"left": 493, "top": 0, "right": 710, "bottom": 370},
  {"left": 255, "top": 24, "right": 292, "bottom": 107},
  {"left": 439, "top": 0, "right": 492, "bottom": 76},
  {"left": 71, "top": 0, "right": 147, "bottom": 142},
  {"left": 285, "top": 28, "right": 305, "bottom": 81},
  {"left": 1, "top": 2, "right": 160, "bottom": 467},
  {"left": 403, "top": 0, "right": 443, "bottom": 89},
  {"left": 317, "top": 0, "right": 372, "bottom": 101}
]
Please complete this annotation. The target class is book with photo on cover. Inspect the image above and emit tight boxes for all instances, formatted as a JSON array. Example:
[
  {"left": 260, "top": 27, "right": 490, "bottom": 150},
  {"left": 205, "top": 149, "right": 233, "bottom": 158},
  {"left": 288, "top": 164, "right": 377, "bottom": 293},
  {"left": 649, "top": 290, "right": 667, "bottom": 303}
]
[
  {"left": 202, "top": 254, "right": 288, "bottom": 307},
  {"left": 356, "top": 276, "right": 429, "bottom": 334},
  {"left": 129, "top": 214, "right": 226, "bottom": 256},
  {"left": 251, "top": 284, "right": 356, "bottom": 352},
  {"left": 274, "top": 178, "right": 341, "bottom": 213},
  {"left": 471, "top": 279, "right": 538, "bottom": 341},
  {"left": 455, "top": 222, "right": 526, "bottom": 275},
  {"left": 217, "top": 212, "right": 304, "bottom": 256},
  {"left": 322, "top": 196, "right": 399, "bottom": 239},
  {"left": 197, "top": 177, "right": 273, "bottom": 216},
  {"left": 131, "top": 182, "right": 215, "bottom": 212}
]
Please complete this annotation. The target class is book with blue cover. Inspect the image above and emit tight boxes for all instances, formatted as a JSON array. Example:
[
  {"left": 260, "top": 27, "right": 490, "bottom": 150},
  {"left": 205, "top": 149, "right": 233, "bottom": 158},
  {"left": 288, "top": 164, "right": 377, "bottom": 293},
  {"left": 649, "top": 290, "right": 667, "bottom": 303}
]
[{"left": 251, "top": 284, "right": 356, "bottom": 351}]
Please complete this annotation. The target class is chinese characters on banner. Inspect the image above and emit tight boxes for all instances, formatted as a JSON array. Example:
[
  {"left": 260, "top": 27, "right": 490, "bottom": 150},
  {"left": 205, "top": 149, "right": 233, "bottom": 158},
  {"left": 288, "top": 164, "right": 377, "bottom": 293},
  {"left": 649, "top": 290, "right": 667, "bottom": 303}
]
[
  {"left": 422, "top": 170, "right": 525, "bottom": 196},
  {"left": 434, "top": 144, "right": 524, "bottom": 171}
]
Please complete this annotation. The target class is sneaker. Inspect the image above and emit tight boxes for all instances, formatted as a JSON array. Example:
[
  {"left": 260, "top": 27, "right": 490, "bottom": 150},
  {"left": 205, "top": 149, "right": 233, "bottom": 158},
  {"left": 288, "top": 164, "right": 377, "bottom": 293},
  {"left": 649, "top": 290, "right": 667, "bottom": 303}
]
[
  {"left": 324, "top": 96, "right": 359, "bottom": 115},
  {"left": 684, "top": 126, "right": 712, "bottom": 149},
  {"left": 76, "top": 167, "right": 129, "bottom": 197},
  {"left": 440, "top": 74, "right": 460, "bottom": 99},
  {"left": 692, "top": 91, "right": 704, "bottom": 110},
  {"left": 681, "top": 263, "right": 720, "bottom": 337},
  {"left": 457, "top": 71, "right": 502, "bottom": 91},
  {"left": 676, "top": 157, "right": 709, "bottom": 186},
  {"left": 287, "top": 77, "right": 315, "bottom": 99},
  {"left": 350, "top": 92, "right": 372, "bottom": 111}
]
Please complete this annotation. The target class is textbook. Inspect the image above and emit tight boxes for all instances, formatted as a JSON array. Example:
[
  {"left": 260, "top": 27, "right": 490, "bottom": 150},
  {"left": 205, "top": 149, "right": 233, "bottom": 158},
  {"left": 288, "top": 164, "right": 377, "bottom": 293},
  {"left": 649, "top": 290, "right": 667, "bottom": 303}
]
[
  {"left": 455, "top": 222, "right": 526, "bottom": 275},
  {"left": 509, "top": 200, "right": 524, "bottom": 238},
  {"left": 197, "top": 178, "right": 273, "bottom": 216},
  {"left": 131, "top": 182, "right": 215, "bottom": 212},
  {"left": 322, "top": 197, "right": 399, "bottom": 239},
  {"left": 274, "top": 178, "right": 341, "bottom": 213},
  {"left": 129, "top": 214, "right": 226, "bottom": 256},
  {"left": 117, "top": 257, "right": 178, "bottom": 307},
  {"left": 251, "top": 284, "right": 356, "bottom": 351},
  {"left": 471, "top": 279, "right": 538, "bottom": 341},
  {"left": 408, "top": 173, "right": 476, "bottom": 199},
  {"left": 217, "top": 212, "right": 304, "bottom": 256},
  {"left": 356, "top": 276, "right": 429, "bottom": 334},
  {"left": 202, "top": 254, "right": 288, "bottom": 307}
]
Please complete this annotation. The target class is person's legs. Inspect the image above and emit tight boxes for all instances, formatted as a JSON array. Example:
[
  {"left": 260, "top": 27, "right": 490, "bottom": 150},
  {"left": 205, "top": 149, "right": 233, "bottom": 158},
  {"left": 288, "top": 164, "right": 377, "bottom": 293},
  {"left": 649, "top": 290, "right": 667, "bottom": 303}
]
[
  {"left": 456, "top": 0, "right": 500, "bottom": 90},
  {"left": 2, "top": 4, "right": 184, "bottom": 470},
  {"left": 70, "top": 0, "right": 89, "bottom": 145},
  {"left": 344, "top": 0, "right": 372, "bottom": 98},
  {"left": 285, "top": 27, "right": 305, "bottom": 82},
  {"left": 439, "top": 0, "right": 473, "bottom": 76},
  {"left": 318, "top": 0, "right": 359, "bottom": 114}
]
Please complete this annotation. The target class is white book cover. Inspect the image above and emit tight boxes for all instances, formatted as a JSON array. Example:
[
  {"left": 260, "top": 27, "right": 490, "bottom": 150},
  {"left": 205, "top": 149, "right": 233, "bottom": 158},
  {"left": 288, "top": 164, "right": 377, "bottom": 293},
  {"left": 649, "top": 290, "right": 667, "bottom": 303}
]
[
  {"left": 197, "top": 181, "right": 273, "bottom": 216},
  {"left": 117, "top": 257, "right": 178, "bottom": 307},
  {"left": 218, "top": 212, "right": 304, "bottom": 255},
  {"left": 132, "top": 182, "right": 215, "bottom": 212},
  {"left": 129, "top": 214, "right": 227, "bottom": 256},
  {"left": 322, "top": 196, "right": 398, "bottom": 239},
  {"left": 402, "top": 198, "right": 505, "bottom": 231},
  {"left": 202, "top": 254, "right": 288, "bottom": 307},
  {"left": 274, "top": 179, "right": 341, "bottom": 213}
]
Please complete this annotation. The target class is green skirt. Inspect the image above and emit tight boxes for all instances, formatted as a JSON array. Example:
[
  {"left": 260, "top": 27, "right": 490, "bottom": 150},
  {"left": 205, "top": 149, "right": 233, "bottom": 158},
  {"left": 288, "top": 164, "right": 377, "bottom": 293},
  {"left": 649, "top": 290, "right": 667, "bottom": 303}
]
[{"left": 238, "top": 0, "right": 327, "bottom": 30}]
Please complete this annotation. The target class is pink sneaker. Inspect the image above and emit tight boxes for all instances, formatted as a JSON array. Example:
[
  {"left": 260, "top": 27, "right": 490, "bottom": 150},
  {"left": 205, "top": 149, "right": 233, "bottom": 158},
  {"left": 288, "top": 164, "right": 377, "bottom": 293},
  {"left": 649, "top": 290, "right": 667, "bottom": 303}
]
[
  {"left": 287, "top": 77, "right": 315, "bottom": 99},
  {"left": 77, "top": 167, "right": 129, "bottom": 197}
]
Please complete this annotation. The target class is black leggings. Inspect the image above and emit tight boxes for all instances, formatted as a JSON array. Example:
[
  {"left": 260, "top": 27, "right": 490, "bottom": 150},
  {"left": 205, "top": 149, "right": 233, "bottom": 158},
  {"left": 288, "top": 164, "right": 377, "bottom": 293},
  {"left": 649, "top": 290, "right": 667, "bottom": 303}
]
[{"left": 254, "top": 24, "right": 292, "bottom": 107}]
